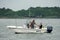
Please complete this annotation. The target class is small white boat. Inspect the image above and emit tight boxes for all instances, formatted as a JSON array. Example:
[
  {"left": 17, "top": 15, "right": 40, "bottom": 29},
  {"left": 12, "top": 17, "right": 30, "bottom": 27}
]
[
  {"left": 7, "top": 25, "right": 53, "bottom": 34},
  {"left": 7, "top": 9, "right": 53, "bottom": 34}
]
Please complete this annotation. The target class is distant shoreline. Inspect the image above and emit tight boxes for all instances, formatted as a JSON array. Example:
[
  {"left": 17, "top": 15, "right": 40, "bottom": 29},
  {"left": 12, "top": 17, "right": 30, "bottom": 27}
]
[
  {"left": 0, "top": 7, "right": 60, "bottom": 19},
  {"left": 0, "top": 17, "right": 60, "bottom": 19}
]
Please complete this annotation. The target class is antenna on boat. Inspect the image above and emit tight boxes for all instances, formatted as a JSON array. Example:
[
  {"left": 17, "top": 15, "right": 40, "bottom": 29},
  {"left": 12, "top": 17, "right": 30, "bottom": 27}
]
[
  {"left": 29, "top": 8, "right": 30, "bottom": 18},
  {"left": 26, "top": 8, "right": 31, "bottom": 25}
]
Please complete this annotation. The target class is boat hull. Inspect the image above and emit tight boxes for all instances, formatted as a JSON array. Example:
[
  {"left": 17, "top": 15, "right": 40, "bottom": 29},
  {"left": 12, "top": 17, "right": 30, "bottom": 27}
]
[
  {"left": 12, "top": 28, "right": 47, "bottom": 34},
  {"left": 7, "top": 25, "right": 53, "bottom": 34}
]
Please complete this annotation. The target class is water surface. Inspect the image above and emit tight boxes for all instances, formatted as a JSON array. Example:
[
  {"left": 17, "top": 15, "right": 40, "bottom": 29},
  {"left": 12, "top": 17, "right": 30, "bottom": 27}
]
[{"left": 0, "top": 18, "right": 60, "bottom": 40}]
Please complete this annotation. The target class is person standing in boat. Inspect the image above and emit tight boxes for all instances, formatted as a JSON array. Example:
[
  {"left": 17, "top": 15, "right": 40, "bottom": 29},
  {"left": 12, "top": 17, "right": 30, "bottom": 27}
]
[
  {"left": 30, "top": 19, "right": 36, "bottom": 29},
  {"left": 39, "top": 23, "right": 43, "bottom": 29}
]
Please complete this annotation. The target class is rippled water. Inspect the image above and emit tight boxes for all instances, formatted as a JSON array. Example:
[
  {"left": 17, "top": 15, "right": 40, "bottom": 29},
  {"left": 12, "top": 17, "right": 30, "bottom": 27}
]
[{"left": 0, "top": 18, "right": 60, "bottom": 40}]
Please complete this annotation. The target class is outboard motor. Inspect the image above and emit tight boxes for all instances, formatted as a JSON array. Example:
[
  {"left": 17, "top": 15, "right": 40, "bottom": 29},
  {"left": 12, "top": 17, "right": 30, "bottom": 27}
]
[{"left": 47, "top": 26, "right": 53, "bottom": 33}]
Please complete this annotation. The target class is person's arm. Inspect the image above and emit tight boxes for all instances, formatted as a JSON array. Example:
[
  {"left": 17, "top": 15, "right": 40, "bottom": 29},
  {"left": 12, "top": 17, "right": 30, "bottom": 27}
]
[{"left": 35, "top": 23, "right": 39, "bottom": 27}]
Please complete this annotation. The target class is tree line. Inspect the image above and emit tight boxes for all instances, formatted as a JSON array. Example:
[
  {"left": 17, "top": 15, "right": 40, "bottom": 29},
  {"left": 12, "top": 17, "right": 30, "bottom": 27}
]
[{"left": 0, "top": 7, "right": 60, "bottom": 18}]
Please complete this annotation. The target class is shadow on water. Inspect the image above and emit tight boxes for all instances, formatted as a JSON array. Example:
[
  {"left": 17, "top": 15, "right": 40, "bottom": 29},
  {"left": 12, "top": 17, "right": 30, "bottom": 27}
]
[{"left": 14, "top": 32, "right": 45, "bottom": 34}]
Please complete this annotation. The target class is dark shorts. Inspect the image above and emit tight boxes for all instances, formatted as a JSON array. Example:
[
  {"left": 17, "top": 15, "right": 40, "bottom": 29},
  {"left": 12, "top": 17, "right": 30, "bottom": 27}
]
[{"left": 31, "top": 25, "right": 34, "bottom": 29}]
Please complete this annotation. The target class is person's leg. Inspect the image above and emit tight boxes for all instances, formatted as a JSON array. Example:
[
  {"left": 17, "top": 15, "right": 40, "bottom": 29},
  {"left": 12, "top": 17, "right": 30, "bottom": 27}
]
[{"left": 31, "top": 25, "right": 34, "bottom": 29}]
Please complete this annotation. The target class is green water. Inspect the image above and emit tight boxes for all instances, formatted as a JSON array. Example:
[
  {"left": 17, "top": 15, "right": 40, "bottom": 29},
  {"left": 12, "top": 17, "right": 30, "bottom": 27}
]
[{"left": 0, "top": 19, "right": 60, "bottom": 40}]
